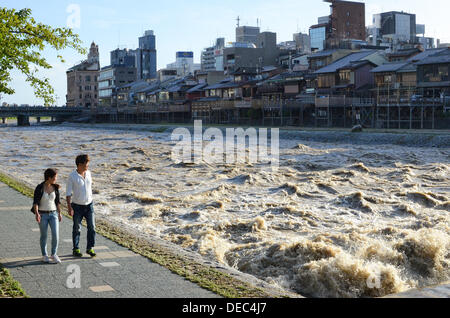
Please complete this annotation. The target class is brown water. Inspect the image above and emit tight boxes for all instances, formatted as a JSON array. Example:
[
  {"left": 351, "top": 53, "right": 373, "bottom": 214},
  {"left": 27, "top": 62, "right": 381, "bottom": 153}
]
[{"left": 0, "top": 124, "right": 449, "bottom": 298}]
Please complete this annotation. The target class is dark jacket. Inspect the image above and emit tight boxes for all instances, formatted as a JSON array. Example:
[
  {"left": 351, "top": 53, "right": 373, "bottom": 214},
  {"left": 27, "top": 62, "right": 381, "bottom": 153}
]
[{"left": 32, "top": 182, "right": 61, "bottom": 212}]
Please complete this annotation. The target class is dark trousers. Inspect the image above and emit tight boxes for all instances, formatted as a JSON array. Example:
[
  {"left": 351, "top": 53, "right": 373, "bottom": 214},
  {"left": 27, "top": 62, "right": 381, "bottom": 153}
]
[{"left": 72, "top": 203, "right": 96, "bottom": 251}]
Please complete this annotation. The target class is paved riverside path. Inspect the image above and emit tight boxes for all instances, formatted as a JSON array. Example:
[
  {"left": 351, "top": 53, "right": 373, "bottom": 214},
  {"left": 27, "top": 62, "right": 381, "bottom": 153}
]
[{"left": 0, "top": 182, "right": 220, "bottom": 298}]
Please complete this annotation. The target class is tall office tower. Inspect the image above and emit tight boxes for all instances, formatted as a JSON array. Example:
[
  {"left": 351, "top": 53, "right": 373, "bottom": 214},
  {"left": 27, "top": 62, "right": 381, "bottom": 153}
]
[
  {"left": 201, "top": 38, "right": 226, "bottom": 72},
  {"left": 236, "top": 26, "right": 260, "bottom": 45},
  {"left": 138, "top": 30, "right": 157, "bottom": 80},
  {"left": 326, "top": 0, "right": 366, "bottom": 48},
  {"left": 374, "top": 11, "right": 417, "bottom": 44},
  {"left": 293, "top": 32, "right": 311, "bottom": 53}
]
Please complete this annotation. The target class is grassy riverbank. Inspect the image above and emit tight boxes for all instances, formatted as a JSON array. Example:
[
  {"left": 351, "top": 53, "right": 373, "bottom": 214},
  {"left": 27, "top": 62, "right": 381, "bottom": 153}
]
[
  {"left": 0, "top": 265, "right": 27, "bottom": 298},
  {"left": 0, "top": 171, "right": 290, "bottom": 298}
]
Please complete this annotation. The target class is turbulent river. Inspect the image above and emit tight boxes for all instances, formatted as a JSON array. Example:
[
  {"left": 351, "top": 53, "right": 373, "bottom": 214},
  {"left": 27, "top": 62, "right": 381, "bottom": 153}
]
[{"left": 0, "top": 123, "right": 449, "bottom": 298}]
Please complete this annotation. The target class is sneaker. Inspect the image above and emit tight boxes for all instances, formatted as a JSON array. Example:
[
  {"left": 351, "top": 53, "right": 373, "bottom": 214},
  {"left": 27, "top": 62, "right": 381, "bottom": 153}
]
[
  {"left": 51, "top": 255, "right": 61, "bottom": 264},
  {"left": 42, "top": 255, "right": 50, "bottom": 263},
  {"left": 86, "top": 249, "right": 96, "bottom": 257},
  {"left": 72, "top": 249, "right": 83, "bottom": 257}
]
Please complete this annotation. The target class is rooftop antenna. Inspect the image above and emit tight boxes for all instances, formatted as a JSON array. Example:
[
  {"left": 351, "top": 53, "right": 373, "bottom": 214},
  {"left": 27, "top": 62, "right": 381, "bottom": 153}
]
[
  {"left": 257, "top": 18, "right": 259, "bottom": 28},
  {"left": 236, "top": 16, "right": 240, "bottom": 28}
]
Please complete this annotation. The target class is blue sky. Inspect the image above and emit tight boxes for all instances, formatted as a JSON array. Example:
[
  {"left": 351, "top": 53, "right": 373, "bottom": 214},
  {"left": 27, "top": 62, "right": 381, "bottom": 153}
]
[{"left": 2, "top": 0, "right": 450, "bottom": 105}]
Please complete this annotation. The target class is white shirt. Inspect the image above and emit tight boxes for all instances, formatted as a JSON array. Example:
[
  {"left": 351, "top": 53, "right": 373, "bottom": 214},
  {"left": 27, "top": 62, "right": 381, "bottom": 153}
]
[
  {"left": 66, "top": 169, "right": 93, "bottom": 205},
  {"left": 39, "top": 191, "right": 57, "bottom": 211}
]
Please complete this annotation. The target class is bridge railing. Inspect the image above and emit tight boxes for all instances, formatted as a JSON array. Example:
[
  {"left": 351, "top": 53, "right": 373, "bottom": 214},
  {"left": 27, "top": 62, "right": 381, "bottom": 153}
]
[{"left": 0, "top": 106, "right": 86, "bottom": 115}]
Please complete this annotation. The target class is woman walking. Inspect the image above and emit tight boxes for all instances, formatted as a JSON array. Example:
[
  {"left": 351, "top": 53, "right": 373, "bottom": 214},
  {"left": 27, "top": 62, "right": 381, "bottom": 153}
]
[{"left": 32, "top": 168, "right": 63, "bottom": 264}]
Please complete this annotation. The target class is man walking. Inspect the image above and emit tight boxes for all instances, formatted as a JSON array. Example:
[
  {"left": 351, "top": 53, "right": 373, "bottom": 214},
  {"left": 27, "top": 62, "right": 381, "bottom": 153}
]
[{"left": 66, "top": 154, "right": 96, "bottom": 258}]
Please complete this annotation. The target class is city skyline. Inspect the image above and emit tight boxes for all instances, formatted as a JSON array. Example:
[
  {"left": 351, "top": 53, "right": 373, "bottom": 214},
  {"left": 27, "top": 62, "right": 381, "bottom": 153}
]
[{"left": 2, "top": 0, "right": 450, "bottom": 105}]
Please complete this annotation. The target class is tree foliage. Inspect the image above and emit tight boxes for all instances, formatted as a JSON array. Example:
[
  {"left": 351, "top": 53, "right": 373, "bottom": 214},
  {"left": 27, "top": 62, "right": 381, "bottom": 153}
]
[{"left": 0, "top": 7, "right": 86, "bottom": 106}]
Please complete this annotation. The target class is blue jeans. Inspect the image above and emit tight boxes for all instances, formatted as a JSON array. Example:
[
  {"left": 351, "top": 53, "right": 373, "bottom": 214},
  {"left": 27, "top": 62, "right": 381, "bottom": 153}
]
[
  {"left": 72, "top": 203, "right": 96, "bottom": 251},
  {"left": 39, "top": 211, "right": 59, "bottom": 256}
]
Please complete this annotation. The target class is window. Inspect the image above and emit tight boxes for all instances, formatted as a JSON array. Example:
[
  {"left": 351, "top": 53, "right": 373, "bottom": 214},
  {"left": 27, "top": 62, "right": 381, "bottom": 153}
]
[
  {"left": 318, "top": 74, "right": 334, "bottom": 88},
  {"left": 99, "top": 81, "right": 109, "bottom": 89},
  {"left": 339, "top": 70, "right": 351, "bottom": 85},
  {"left": 309, "top": 26, "right": 326, "bottom": 51},
  {"left": 384, "top": 75, "right": 393, "bottom": 83},
  {"left": 85, "top": 75, "right": 91, "bottom": 82},
  {"left": 422, "top": 64, "right": 449, "bottom": 82},
  {"left": 438, "top": 65, "right": 449, "bottom": 81}
]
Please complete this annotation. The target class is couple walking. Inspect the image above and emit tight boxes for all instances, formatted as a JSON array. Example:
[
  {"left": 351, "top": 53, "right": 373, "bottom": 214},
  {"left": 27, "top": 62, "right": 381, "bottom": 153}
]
[{"left": 32, "top": 154, "right": 96, "bottom": 264}]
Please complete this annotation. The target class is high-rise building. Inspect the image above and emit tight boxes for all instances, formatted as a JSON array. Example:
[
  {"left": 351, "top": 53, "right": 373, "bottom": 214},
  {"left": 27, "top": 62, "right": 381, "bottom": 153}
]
[
  {"left": 371, "top": 11, "right": 416, "bottom": 46},
  {"left": 310, "top": 0, "right": 366, "bottom": 50},
  {"left": 368, "top": 11, "right": 434, "bottom": 50},
  {"left": 97, "top": 46, "right": 139, "bottom": 107},
  {"left": 138, "top": 30, "right": 157, "bottom": 80},
  {"left": 293, "top": 32, "right": 311, "bottom": 53},
  {"left": 167, "top": 52, "right": 201, "bottom": 77},
  {"left": 374, "top": 12, "right": 417, "bottom": 44},
  {"left": 66, "top": 42, "right": 100, "bottom": 108},
  {"left": 98, "top": 65, "right": 137, "bottom": 106},
  {"left": 201, "top": 38, "right": 225, "bottom": 72},
  {"left": 223, "top": 32, "right": 278, "bottom": 74},
  {"left": 326, "top": 0, "right": 366, "bottom": 48},
  {"left": 236, "top": 26, "right": 260, "bottom": 45},
  {"left": 309, "top": 24, "right": 328, "bottom": 51},
  {"left": 110, "top": 48, "right": 137, "bottom": 67}
]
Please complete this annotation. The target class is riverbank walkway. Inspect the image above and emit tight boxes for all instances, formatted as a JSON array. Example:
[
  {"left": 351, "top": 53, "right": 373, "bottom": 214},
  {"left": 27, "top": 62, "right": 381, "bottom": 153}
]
[{"left": 0, "top": 182, "right": 219, "bottom": 298}]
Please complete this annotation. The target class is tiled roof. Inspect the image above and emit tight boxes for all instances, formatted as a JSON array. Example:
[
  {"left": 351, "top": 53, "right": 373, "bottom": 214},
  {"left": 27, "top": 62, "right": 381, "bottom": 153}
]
[
  {"left": 371, "top": 62, "right": 410, "bottom": 73},
  {"left": 186, "top": 83, "right": 208, "bottom": 93},
  {"left": 308, "top": 50, "right": 338, "bottom": 59},
  {"left": 415, "top": 53, "right": 450, "bottom": 65},
  {"left": 407, "top": 48, "right": 448, "bottom": 62},
  {"left": 315, "top": 51, "right": 377, "bottom": 74}
]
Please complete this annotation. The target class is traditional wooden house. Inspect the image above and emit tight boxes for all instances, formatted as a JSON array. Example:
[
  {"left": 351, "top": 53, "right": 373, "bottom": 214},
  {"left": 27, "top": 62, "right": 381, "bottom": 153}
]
[
  {"left": 315, "top": 50, "right": 386, "bottom": 96},
  {"left": 386, "top": 48, "right": 422, "bottom": 62},
  {"left": 186, "top": 83, "right": 208, "bottom": 101},
  {"left": 416, "top": 48, "right": 450, "bottom": 97},
  {"left": 307, "top": 49, "right": 354, "bottom": 72}
]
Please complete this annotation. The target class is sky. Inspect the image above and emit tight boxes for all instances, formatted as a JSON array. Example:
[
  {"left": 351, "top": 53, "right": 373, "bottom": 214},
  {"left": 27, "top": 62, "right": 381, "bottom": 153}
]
[{"left": 2, "top": 0, "right": 450, "bottom": 105}]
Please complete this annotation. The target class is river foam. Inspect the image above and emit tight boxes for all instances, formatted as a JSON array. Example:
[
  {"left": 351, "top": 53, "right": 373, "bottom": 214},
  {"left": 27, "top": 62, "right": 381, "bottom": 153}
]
[{"left": 0, "top": 124, "right": 448, "bottom": 297}]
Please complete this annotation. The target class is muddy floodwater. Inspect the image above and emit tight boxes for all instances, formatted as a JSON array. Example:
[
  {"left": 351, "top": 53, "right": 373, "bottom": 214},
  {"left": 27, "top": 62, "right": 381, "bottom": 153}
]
[{"left": 0, "top": 124, "right": 449, "bottom": 298}]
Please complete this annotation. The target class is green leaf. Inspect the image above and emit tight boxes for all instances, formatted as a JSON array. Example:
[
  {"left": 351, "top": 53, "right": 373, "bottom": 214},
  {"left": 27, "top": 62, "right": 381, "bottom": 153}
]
[{"left": 0, "top": 7, "right": 87, "bottom": 105}]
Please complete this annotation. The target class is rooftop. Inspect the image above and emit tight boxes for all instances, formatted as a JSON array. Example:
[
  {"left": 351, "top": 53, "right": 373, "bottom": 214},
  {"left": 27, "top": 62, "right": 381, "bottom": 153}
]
[
  {"left": 371, "top": 61, "right": 410, "bottom": 73},
  {"left": 315, "top": 50, "right": 377, "bottom": 74}
]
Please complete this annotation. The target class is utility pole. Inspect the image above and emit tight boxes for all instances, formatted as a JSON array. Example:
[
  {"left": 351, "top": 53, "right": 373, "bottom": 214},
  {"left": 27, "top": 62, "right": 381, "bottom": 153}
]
[{"left": 289, "top": 52, "right": 292, "bottom": 72}]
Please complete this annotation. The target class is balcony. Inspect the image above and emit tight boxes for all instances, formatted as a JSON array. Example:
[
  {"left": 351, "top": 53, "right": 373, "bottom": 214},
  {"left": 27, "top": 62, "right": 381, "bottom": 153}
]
[{"left": 315, "top": 96, "right": 375, "bottom": 107}]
